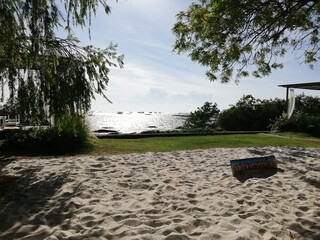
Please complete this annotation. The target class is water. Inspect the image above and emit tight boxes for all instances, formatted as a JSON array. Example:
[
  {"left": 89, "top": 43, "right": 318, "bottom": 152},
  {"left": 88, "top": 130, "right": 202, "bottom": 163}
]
[{"left": 87, "top": 112, "right": 189, "bottom": 134}]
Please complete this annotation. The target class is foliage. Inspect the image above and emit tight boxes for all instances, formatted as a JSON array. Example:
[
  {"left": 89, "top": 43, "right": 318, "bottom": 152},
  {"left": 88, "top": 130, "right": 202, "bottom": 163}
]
[
  {"left": 217, "top": 95, "right": 286, "bottom": 131},
  {"left": 217, "top": 93, "right": 320, "bottom": 133},
  {"left": 0, "top": 102, "right": 18, "bottom": 116},
  {"left": 183, "top": 102, "right": 219, "bottom": 128},
  {"left": 272, "top": 94, "right": 320, "bottom": 137},
  {"left": 272, "top": 113, "right": 320, "bottom": 137},
  {"left": 173, "top": 0, "right": 320, "bottom": 82},
  {"left": 1, "top": 114, "right": 93, "bottom": 154},
  {"left": 295, "top": 93, "right": 320, "bottom": 116},
  {"left": 0, "top": 1, "right": 123, "bottom": 125}
]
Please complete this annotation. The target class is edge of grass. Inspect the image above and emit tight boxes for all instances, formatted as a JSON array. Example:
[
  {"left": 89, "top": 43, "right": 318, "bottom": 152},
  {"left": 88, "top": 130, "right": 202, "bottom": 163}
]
[
  {"left": 271, "top": 131, "right": 320, "bottom": 141},
  {"left": 91, "top": 133, "right": 320, "bottom": 155},
  {"left": 1, "top": 132, "right": 319, "bottom": 157}
]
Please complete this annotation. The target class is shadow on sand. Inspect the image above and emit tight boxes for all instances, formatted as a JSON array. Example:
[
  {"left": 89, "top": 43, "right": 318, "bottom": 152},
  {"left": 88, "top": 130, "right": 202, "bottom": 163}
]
[
  {"left": 0, "top": 167, "right": 70, "bottom": 239},
  {"left": 235, "top": 168, "right": 284, "bottom": 183}
]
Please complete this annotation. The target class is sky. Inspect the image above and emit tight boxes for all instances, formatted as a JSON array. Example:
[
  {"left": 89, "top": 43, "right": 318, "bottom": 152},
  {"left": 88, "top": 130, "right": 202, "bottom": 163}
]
[{"left": 75, "top": 0, "right": 320, "bottom": 113}]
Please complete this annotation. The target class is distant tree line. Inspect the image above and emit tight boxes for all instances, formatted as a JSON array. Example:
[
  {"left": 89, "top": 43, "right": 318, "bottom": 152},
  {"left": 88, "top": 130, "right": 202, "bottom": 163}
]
[{"left": 185, "top": 94, "right": 320, "bottom": 137}]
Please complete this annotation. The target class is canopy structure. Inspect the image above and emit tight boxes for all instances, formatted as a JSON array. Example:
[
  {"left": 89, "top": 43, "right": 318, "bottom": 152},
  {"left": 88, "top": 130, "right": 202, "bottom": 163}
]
[
  {"left": 279, "top": 82, "right": 320, "bottom": 90},
  {"left": 278, "top": 82, "right": 320, "bottom": 118},
  {"left": 278, "top": 82, "right": 320, "bottom": 101}
]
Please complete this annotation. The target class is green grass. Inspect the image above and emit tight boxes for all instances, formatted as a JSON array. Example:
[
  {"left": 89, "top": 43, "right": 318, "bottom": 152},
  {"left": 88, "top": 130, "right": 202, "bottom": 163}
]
[
  {"left": 91, "top": 133, "right": 320, "bottom": 155},
  {"left": 1, "top": 133, "right": 319, "bottom": 156}
]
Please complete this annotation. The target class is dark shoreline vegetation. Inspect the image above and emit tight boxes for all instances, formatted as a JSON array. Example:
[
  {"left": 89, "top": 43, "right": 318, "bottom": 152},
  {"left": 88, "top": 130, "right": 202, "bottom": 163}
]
[
  {"left": 1, "top": 94, "right": 319, "bottom": 156},
  {"left": 0, "top": 130, "right": 319, "bottom": 157}
]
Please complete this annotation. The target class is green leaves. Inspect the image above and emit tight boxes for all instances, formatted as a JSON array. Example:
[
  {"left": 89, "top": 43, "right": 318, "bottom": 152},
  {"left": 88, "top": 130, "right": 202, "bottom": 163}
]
[
  {"left": 184, "top": 102, "right": 220, "bottom": 129},
  {"left": 0, "top": 0, "right": 123, "bottom": 125},
  {"left": 173, "top": 0, "right": 320, "bottom": 83},
  {"left": 218, "top": 95, "right": 287, "bottom": 131}
]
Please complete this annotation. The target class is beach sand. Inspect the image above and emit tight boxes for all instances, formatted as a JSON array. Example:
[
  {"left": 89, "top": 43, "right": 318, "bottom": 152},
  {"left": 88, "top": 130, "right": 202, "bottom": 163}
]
[{"left": 0, "top": 147, "right": 319, "bottom": 240}]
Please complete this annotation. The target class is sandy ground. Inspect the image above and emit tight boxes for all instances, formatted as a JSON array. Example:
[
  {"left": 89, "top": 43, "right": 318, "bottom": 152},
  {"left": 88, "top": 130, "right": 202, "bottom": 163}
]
[{"left": 0, "top": 147, "right": 319, "bottom": 240}]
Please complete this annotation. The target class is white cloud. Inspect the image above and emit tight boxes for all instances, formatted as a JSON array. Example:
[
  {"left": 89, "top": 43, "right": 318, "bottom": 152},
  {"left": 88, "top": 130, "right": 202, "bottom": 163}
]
[
  {"left": 92, "top": 86, "right": 215, "bottom": 113},
  {"left": 86, "top": 0, "right": 320, "bottom": 113}
]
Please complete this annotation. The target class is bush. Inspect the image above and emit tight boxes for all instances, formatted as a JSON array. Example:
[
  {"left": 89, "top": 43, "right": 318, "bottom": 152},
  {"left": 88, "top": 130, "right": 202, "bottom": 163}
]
[
  {"left": 184, "top": 102, "right": 220, "bottom": 129},
  {"left": 272, "top": 113, "right": 320, "bottom": 137},
  {"left": 217, "top": 95, "right": 286, "bottom": 131},
  {"left": 52, "top": 114, "right": 91, "bottom": 147},
  {"left": 295, "top": 94, "right": 320, "bottom": 116},
  {"left": 1, "top": 114, "right": 92, "bottom": 155}
]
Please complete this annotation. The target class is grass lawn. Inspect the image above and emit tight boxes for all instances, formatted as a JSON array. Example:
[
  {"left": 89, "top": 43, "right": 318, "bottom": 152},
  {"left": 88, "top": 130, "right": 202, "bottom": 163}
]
[
  {"left": 91, "top": 133, "right": 320, "bottom": 155},
  {"left": 1, "top": 132, "right": 319, "bottom": 156}
]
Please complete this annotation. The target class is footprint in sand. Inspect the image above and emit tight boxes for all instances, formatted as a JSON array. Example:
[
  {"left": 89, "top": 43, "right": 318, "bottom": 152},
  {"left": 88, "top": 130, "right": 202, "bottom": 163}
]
[
  {"left": 164, "top": 234, "right": 191, "bottom": 240},
  {"left": 186, "top": 193, "right": 196, "bottom": 199},
  {"left": 298, "top": 206, "right": 309, "bottom": 212},
  {"left": 238, "top": 212, "right": 254, "bottom": 219},
  {"left": 188, "top": 200, "right": 197, "bottom": 205},
  {"left": 145, "top": 219, "right": 171, "bottom": 228}
]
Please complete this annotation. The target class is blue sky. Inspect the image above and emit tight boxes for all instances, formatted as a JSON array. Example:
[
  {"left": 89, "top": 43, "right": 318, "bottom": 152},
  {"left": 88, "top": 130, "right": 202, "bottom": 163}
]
[{"left": 76, "top": 0, "right": 320, "bottom": 113}]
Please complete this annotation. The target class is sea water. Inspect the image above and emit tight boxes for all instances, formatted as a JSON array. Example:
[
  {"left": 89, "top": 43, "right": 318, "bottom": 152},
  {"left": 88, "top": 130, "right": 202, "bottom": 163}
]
[{"left": 87, "top": 112, "right": 189, "bottom": 134}]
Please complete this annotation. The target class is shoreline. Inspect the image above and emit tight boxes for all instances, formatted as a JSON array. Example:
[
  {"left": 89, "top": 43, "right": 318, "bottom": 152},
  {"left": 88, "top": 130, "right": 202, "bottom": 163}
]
[{"left": 94, "top": 130, "right": 271, "bottom": 139}]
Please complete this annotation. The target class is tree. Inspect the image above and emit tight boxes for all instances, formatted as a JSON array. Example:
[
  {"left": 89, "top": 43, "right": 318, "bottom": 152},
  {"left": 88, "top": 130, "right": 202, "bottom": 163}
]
[
  {"left": 0, "top": 0, "right": 123, "bottom": 125},
  {"left": 217, "top": 95, "right": 287, "bottom": 131},
  {"left": 295, "top": 93, "right": 320, "bottom": 116},
  {"left": 173, "top": 0, "right": 319, "bottom": 82},
  {"left": 184, "top": 101, "right": 219, "bottom": 128}
]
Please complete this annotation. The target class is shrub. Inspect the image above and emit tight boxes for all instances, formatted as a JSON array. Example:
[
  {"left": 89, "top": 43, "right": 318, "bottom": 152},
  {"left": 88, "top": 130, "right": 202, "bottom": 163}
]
[
  {"left": 295, "top": 94, "right": 320, "bottom": 116},
  {"left": 184, "top": 102, "right": 220, "bottom": 129},
  {"left": 52, "top": 114, "right": 91, "bottom": 147},
  {"left": 217, "top": 95, "right": 286, "bottom": 131},
  {"left": 272, "top": 113, "right": 320, "bottom": 137},
  {"left": 1, "top": 114, "right": 92, "bottom": 155}
]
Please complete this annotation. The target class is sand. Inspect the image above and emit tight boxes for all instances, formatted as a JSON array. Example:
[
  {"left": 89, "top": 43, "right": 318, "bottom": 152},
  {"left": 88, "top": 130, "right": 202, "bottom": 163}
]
[{"left": 0, "top": 147, "right": 319, "bottom": 240}]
